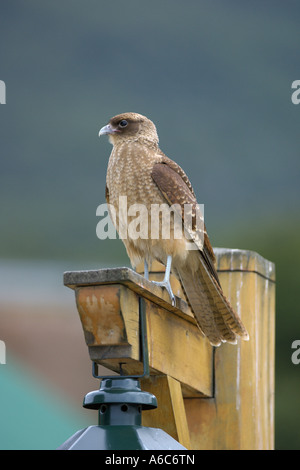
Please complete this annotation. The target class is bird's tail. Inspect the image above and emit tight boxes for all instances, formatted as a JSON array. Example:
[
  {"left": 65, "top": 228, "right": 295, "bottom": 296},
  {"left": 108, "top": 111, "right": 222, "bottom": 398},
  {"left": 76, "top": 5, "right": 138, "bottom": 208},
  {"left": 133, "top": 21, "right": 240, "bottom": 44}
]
[{"left": 176, "top": 256, "right": 249, "bottom": 347}]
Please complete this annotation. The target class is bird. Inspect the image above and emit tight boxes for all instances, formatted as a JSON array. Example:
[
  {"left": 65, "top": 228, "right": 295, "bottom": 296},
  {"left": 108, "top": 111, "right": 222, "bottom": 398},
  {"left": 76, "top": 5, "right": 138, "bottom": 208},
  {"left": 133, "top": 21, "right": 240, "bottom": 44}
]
[{"left": 99, "top": 112, "right": 249, "bottom": 346}]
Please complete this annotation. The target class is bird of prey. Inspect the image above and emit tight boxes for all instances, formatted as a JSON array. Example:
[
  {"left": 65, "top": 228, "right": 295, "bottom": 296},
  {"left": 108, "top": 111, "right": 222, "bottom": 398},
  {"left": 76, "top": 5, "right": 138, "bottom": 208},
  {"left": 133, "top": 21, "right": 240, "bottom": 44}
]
[{"left": 99, "top": 112, "right": 249, "bottom": 346}]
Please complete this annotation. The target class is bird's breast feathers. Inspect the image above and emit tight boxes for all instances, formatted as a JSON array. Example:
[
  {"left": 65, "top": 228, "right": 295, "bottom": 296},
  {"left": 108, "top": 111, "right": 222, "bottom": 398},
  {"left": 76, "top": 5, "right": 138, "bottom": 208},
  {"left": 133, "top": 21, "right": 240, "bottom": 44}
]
[
  {"left": 107, "top": 141, "right": 163, "bottom": 207},
  {"left": 106, "top": 141, "right": 192, "bottom": 266}
]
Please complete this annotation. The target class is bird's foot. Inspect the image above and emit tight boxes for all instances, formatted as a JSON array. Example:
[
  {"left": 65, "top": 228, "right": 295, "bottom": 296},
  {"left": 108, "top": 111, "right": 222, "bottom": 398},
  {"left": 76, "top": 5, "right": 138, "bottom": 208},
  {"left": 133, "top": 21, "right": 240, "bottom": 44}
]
[
  {"left": 144, "top": 260, "right": 149, "bottom": 280},
  {"left": 144, "top": 256, "right": 176, "bottom": 306},
  {"left": 152, "top": 280, "right": 176, "bottom": 306}
]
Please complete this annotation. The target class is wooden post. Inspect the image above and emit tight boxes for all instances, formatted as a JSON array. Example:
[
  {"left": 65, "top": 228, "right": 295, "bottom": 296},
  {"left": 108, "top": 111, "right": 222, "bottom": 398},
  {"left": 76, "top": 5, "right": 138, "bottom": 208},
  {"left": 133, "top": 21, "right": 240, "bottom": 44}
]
[
  {"left": 184, "top": 248, "right": 275, "bottom": 450},
  {"left": 64, "top": 248, "right": 275, "bottom": 450}
]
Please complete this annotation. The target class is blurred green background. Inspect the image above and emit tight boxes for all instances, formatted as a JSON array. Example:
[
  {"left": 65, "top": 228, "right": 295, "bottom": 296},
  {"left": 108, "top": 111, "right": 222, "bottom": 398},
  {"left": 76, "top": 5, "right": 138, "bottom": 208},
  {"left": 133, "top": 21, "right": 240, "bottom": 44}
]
[{"left": 0, "top": 0, "right": 299, "bottom": 449}]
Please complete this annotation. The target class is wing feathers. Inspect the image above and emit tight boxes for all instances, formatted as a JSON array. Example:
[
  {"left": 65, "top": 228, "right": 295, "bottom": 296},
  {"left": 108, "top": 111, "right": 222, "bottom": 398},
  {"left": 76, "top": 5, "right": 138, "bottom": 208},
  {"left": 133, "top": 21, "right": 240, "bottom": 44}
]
[
  {"left": 177, "top": 253, "right": 249, "bottom": 345},
  {"left": 151, "top": 159, "right": 249, "bottom": 345},
  {"left": 151, "top": 161, "right": 220, "bottom": 285}
]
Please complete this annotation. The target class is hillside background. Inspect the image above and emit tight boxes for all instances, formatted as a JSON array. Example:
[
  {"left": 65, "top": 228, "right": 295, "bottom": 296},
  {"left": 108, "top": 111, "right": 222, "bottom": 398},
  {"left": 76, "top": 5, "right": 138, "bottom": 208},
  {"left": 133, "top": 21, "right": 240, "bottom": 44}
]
[{"left": 0, "top": 0, "right": 299, "bottom": 449}]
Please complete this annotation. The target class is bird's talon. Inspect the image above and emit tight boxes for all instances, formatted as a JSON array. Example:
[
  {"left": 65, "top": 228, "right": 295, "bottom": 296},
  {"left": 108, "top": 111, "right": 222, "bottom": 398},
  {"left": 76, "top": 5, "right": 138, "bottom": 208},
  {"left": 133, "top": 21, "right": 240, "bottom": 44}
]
[{"left": 152, "top": 280, "right": 176, "bottom": 306}]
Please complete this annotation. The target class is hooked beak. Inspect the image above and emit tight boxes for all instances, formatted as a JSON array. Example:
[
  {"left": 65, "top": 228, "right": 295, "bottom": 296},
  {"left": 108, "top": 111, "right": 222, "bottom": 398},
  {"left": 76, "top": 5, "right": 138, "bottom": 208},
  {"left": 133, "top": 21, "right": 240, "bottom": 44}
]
[{"left": 99, "top": 124, "right": 117, "bottom": 136}]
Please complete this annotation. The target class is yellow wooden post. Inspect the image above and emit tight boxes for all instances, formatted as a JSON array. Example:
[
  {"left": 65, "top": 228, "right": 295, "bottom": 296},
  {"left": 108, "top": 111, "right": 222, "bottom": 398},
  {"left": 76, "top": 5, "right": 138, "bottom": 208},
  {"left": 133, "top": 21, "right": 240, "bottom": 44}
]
[
  {"left": 64, "top": 248, "right": 275, "bottom": 450},
  {"left": 141, "top": 376, "right": 191, "bottom": 449},
  {"left": 184, "top": 248, "right": 275, "bottom": 450}
]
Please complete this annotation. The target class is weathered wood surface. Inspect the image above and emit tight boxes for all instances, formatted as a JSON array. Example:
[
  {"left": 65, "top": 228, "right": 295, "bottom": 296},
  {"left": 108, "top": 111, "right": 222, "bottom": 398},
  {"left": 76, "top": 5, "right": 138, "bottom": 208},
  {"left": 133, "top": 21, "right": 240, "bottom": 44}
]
[
  {"left": 185, "top": 248, "right": 275, "bottom": 450},
  {"left": 65, "top": 267, "right": 213, "bottom": 397},
  {"left": 141, "top": 375, "right": 191, "bottom": 449},
  {"left": 65, "top": 266, "right": 194, "bottom": 320},
  {"left": 64, "top": 248, "right": 275, "bottom": 450}
]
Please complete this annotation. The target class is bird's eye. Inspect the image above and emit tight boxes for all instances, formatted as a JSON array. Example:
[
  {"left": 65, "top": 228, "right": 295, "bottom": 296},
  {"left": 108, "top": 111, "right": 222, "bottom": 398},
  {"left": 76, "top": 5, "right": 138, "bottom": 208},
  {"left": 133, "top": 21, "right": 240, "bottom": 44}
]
[{"left": 119, "top": 120, "right": 128, "bottom": 128}]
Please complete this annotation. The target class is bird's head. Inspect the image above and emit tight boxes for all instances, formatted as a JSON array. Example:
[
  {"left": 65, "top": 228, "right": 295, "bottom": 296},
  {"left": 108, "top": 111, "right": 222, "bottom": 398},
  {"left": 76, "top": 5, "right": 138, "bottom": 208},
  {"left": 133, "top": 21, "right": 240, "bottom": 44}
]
[{"left": 99, "top": 112, "right": 159, "bottom": 146}]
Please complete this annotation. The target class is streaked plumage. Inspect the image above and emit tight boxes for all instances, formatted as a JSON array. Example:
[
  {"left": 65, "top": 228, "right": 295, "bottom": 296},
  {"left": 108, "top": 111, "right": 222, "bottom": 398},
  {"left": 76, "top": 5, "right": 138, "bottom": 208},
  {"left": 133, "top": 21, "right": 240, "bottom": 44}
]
[{"left": 99, "top": 112, "right": 249, "bottom": 346}]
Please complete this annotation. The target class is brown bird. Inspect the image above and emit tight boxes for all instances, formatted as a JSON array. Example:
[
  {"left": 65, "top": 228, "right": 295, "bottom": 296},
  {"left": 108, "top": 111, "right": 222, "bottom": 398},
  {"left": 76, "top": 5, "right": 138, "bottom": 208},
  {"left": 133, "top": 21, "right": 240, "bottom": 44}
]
[{"left": 99, "top": 112, "right": 249, "bottom": 346}]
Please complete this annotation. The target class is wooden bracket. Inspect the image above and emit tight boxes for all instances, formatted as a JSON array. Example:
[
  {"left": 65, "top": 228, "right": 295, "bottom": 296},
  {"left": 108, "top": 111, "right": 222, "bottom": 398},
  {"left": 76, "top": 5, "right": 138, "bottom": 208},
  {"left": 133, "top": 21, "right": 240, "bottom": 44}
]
[
  {"left": 64, "top": 248, "right": 275, "bottom": 450},
  {"left": 64, "top": 265, "right": 213, "bottom": 398}
]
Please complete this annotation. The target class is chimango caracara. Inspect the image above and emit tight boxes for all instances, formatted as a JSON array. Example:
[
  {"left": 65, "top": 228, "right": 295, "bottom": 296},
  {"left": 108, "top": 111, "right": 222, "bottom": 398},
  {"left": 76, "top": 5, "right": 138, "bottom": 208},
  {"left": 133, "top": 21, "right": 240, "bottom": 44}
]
[{"left": 99, "top": 112, "right": 249, "bottom": 346}]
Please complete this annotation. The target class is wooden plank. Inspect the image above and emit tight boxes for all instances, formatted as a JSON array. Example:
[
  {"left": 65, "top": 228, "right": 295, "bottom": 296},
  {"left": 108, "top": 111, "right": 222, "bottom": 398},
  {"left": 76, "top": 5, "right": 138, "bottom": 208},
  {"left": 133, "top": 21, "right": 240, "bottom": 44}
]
[
  {"left": 141, "top": 375, "right": 191, "bottom": 449},
  {"left": 215, "top": 247, "right": 275, "bottom": 281},
  {"left": 64, "top": 267, "right": 194, "bottom": 322},
  {"left": 75, "top": 285, "right": 140, "bottom": 363},
  {"left": 72, "top": 281, "right": 213, "bottom": 397},
  {"left": 184, "top": 248, "right": 275, "bottom": 450},
  {"left": 144, "top": 298, "right": 213, "bottom": 397}
]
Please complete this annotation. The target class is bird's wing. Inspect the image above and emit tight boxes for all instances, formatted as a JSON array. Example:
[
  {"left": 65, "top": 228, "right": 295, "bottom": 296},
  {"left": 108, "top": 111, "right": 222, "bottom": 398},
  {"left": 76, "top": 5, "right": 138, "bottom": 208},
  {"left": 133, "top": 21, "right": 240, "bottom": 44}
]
[
  {"left": 105, "top": 184, "right": 110, "bottom": 204},
  {"left": 151, "top": 159, "right": 220, "bottom": 286},
  {"left": 151, "top": 159, "right": 249, "bottom": 346}
]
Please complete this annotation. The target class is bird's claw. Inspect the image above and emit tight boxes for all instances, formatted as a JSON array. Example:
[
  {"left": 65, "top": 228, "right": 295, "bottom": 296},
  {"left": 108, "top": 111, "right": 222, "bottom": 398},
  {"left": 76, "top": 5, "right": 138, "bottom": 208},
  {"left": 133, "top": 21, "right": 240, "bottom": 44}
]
[
  {"left": 144, "top": 256, "right": 176, "bottom": 306},
  {"left": 152, "top": 280, "right": 176, "bottom": 307}
]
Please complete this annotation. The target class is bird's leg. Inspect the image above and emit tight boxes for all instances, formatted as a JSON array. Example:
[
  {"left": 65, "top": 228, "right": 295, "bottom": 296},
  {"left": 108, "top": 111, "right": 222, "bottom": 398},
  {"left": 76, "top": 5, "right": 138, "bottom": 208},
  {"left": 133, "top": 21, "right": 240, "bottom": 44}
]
[
  {"left": 144, "top": 260, "right": 149, "bottom": 280},
  {"left": 152, "top": 255, "right": 176, "bottom": 306}
]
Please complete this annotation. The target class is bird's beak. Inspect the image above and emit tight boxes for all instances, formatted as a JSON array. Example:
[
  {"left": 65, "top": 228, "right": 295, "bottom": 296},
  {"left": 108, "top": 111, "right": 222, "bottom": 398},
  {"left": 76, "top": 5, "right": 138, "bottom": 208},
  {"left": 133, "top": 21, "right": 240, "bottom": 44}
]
[{"left": 99, "top": 124, "right": 116, "bottom": 136}]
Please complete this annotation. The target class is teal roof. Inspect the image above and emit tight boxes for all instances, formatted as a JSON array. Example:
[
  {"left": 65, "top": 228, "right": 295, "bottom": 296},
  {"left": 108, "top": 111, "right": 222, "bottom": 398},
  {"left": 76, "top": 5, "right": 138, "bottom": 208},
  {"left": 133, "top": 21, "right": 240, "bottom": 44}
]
[{"left": 0, "top": 359, "right": 92, "bottom": 450}]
